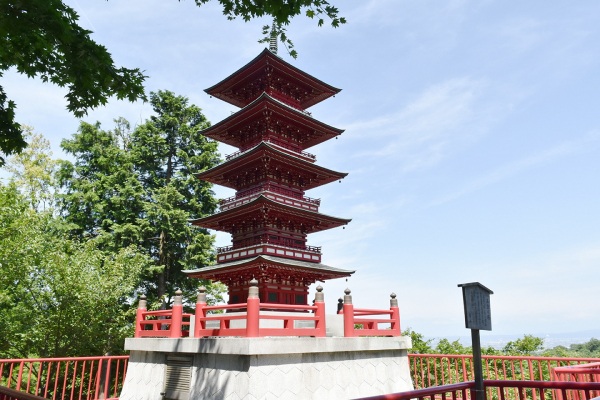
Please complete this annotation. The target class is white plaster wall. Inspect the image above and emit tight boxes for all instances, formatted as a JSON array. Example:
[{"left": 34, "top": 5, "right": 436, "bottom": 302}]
[
  {"left": 119, "top": 351, "right": 166, "bottom": 400},
  {"left": 191, "top": 350, "right": 413, "bottom": 399},
  {"left": 120, "top": 337, "right": 414, "bottom": 400}
]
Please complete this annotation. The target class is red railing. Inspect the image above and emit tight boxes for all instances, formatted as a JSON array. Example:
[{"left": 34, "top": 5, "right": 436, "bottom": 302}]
[
  {"left": 134, "top": 284, "right": 401, "bottom": 339},
  {"left": 409, "top": 354, "right": 600, "bottom": 390},
  {"left": 0, "top": 356, "right": 128, "bottom": 400},
  {"left": 225, "top": 141, "right": 316, "bottom": 161},
  {"left": 357, "top": 380, "right": 600, "bottom": 400},
  {"left": 553, "top": 362, "right": 600, "bottom": 382},
  {"left": 552, "top": 362, "right": 600, "bottom": 400},
  {"left": 194, "top": 301, "right": 325, "bottom": 338},
  {"left": 134, "top": 290, "right": 193, "bottom": 338},
  {"left": 4, "top": 354, "right": 600, "bottom": 400},
  {"left": 0, "top": 385, "right": 47, "bottom": 400},
  {"left": 340, "top": 289, "right": 401, "bottom": 337},
  {"left": 135, "top": 283, "right": 327, "bottom": 338},
  {"left": 217, "top": 236, "right": 321, "bottom": 254},
  {"left": 219, "top": 183, "right": 320, "bottom": 207}
]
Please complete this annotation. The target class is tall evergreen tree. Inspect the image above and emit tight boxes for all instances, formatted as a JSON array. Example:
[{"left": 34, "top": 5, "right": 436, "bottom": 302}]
[
  {"left": 59, "top": 91, "right": 223, "bottom": 307},
  {"left": 130, "top": 91, "right": 220, "bottom": 302}
]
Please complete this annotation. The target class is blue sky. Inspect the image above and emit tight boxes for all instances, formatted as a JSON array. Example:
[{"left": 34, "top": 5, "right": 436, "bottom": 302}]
[{"left": 4, "top": 1, "right": 600, "bottom": 339}]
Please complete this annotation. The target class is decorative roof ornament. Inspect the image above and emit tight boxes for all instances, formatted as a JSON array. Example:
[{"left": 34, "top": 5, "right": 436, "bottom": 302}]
[{"left": 269, "top": 21, "right": 278, "bottom": 54}]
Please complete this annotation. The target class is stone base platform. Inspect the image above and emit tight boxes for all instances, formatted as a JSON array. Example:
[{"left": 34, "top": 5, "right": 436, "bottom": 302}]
[{"left": 120, "top": 336, "right": 413, "bottom": 400}]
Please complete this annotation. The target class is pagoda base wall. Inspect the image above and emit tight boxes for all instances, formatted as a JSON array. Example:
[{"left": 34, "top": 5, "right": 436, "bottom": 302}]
[{"left": 120, "top": 336, "right": 413, "bottom": 400}]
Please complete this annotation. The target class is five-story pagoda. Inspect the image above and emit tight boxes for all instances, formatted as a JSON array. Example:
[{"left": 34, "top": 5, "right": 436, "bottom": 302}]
[{"left": 185, "top": 48, "right": 354, "bottom": 306}]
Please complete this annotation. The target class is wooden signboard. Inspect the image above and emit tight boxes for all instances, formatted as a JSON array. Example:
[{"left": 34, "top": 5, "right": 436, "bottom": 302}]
[{"left": 458, "top": 282, "right": 493, "bottom": 331}]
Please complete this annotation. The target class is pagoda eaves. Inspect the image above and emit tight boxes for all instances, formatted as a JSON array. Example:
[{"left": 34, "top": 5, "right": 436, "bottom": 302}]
[
  {"left": 184, "top": 255, "right": 353, "bottom": 284},
  {"left": 190, "top": 194, "right": 351, "bottom": 234},
  {"left": 200, "top": 93, "right": 344, "bottom": 151},
  {"left": 195, "top": 142, "right": 348, "bottom": 191},
  {"left": 205, "top": 48, "right": 341, "bottom": 110}
]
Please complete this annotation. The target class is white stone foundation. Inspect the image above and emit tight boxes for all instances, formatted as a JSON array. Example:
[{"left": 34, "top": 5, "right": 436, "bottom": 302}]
[{"left": 120, "top": 336, "right": 413, "bottom": 400}]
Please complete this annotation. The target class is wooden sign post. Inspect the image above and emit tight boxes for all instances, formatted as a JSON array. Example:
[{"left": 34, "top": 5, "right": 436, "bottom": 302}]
[{"left": 458, "top": 282, "right": 493, "bottom": 400}]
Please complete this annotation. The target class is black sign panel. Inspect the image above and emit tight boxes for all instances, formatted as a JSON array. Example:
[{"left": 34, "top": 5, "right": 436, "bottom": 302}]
[{"left": 458, "top": 282, "right": 493, "bottom": 331}]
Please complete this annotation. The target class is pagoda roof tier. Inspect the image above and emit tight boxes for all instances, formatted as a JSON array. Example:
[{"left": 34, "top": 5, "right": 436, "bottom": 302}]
[
  {"left": 200, "top": 93, "right": 344, "bottom": 151},
  {"left": 184, "top": 255, "right": 354, "bottom": 283},
  {"left": 205, "top": 48, "right": 341, "bottom": 110},
  {"left": 195, "top": 142, "right": 347, "bottom": 191},
  {"left": 190, "top": 195, "right": 351, "bottom": 234}
]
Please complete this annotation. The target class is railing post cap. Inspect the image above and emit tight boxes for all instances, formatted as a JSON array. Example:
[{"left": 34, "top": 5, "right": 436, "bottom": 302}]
[
  {"left": 314, "top": 284, "right": 324, "bottom": 302},
  {"left": 390, "top": 292, "right": 397, "bottom": 299},
  {"left": 343, "top": 288, "right": 352, "bottom": 304},
  {"left": 248, "top": 278, "right": 259, "bottom": 299},
  {"left": 138, "top": 294, "right": 147, "bottom": 309},
  {"left": 174, "top": 288, "right": 183, "bottom": 306},
  {"left": 197, "top": 286, "right": 207, "bottom": 303}
]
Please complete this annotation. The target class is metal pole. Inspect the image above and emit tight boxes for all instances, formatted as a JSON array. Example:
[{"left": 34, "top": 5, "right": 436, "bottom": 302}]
[{"left": 471, "top": 329, "right": 485, "bottom": 400}]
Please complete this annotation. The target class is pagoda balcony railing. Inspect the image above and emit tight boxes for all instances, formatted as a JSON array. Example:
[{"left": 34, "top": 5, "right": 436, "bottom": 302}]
[
  {"left": 217, "top": 236, "right": 321, "bottom": 254},
  {"left": 133, "top": 284, "right": 400, "bottom": 339},
  {"left": 219, "top": 183, "right": 320, "bottom": 210},
  {"left": 225, "top": 140, "right": 316, "bottom": 162}
]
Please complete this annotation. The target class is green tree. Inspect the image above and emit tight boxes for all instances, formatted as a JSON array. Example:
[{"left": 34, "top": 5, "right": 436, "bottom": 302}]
[
  {"left": 0, "top": 0, "right": 344, "bottom": 165},
  {"left": 570, "top": 338, "right": 600, "bottom": 356},
  {"left": 58, "top": 118, "right": 145, "bottom": 248},
  {"left": 502, "top": 334, "right": 545, "bottom": 355},
  {"left": 6, "top": 126, "right": 58, "bottom": 210},
  {"left": 59, "top": 91, "right": 223, "bottom": 308},
  {"left": 405, "top": 327, "right": 434, "bottom": 354},
  {"left": 0, "top": 184, "right": 149, "bottom": 358},
  {"left": 0, "top": 0, "right": 146, "bottom": 165}
]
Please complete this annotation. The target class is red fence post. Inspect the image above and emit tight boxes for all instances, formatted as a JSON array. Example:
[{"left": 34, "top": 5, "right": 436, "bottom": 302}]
[
  {"left": 246, "top": 279, "right": 260, "bottom": 337},
  {"left": 343, "top": 288, "right": 355, "bottom": 337},
  {"left": 314, "top": 285, "right": 326, "bottom": 337},
  {"left": 170, "top": 290, "right": 183, "bottom": 338},
  {"left": 135, "top": 295, "right": 147, "bottom": 338},
  {"left": 194, "top": 286, "right": 207, "bottom": 338},
  {"left": 390, "top": 292, "right": 401, "bottom": 336}
]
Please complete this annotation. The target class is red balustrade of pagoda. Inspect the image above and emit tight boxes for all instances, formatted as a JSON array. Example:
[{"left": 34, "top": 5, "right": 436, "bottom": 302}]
[{"left": 134, "top": 285, "right": 400, "bottom": 339}]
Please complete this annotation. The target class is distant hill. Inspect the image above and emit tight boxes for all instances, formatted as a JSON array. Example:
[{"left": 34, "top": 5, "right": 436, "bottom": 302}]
[{"left": 428, "top": 329, "right": 600, "bottom": 350}]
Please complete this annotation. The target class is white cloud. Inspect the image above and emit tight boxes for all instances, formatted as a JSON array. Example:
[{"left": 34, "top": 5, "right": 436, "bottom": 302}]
[
  {"left": 430, "top": 129, "right": 600, "bottom": 206},
  {"left": 345, "top": 77, "right": 486, "bottom": 172}
]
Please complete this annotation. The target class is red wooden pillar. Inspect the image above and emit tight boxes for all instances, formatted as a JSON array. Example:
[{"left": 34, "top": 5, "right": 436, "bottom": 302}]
[
  {"left": 390, "top": 292, "right": 401, "bottom": 336},
  {"left": 170, "top": 290, "right": 183, "bottom": 338},
  {"left": 194, "top": 286, "right": 207, "bottom": 338},
  {"left": 342, "top": 288, "right": 355, "bottom": 337},
  {"left": 246, "top": 279, "right": 260, "bottom": 337},
  {"left": 135, "top": 295, "right": 147, "bottom": 338},
  {"left": 314, "top": 285, "right": 326, "bottom": 337}
]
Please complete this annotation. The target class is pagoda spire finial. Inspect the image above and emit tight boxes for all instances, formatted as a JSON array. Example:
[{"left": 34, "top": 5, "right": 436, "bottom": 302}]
[{"left": 269, "top": 21, "right": 278, "bottom": 55}]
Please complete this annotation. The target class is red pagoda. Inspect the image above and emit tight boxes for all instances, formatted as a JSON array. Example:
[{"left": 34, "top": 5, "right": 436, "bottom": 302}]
[{"left": 185, "top": 48, "right": 354, "bottom": 306}]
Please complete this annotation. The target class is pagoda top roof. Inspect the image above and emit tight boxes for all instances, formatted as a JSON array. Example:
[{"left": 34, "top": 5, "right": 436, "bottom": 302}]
[
  {"left": 190, "top": 194, "right": 351, "bottom": 233},
  {"left": 205, "top": 48, "right": 341, "bottom": 109},
  {"left": 200, "top": 92, "right": 344, "bottom": 150},
  {"left": 184, "top": 255, "right": 354, "bottom": 282},
  {"left": 195, "top": 142, "right": 347, "bottom": 191}
]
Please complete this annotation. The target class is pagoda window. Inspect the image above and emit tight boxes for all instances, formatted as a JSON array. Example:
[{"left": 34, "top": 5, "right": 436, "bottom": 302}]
[{"left": 267, "top": 292, "right": 278, "bottom": 302}]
